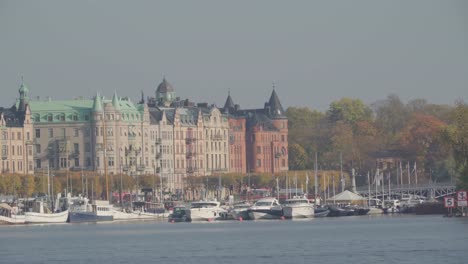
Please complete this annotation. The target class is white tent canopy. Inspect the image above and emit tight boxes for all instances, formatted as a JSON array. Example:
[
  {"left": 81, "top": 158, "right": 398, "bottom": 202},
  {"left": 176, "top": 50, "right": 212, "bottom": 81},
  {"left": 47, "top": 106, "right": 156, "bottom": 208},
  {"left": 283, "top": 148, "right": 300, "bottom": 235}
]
[{"left": 327, "top": 190, "right": 366, "bottom": 201}]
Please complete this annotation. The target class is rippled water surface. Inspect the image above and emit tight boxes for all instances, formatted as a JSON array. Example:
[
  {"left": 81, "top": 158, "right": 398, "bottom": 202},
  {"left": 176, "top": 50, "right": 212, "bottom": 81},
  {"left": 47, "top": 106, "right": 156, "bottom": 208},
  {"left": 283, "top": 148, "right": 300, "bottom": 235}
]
[{"left": 1, "top": 215, "right": 467, "bottom": 264}]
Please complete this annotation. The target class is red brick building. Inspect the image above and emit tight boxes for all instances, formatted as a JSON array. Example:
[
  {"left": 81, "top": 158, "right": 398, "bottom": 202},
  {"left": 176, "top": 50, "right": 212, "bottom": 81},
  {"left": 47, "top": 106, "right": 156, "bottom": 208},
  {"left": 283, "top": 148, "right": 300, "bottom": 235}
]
[{"left": 224, "top": 89, "right": 288, "bottom": 174}]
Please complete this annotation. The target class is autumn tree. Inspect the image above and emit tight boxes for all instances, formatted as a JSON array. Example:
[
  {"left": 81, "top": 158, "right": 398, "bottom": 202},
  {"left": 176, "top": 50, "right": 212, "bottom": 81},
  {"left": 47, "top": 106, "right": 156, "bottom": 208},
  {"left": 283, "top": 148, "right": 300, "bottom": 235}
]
[
  {"left": 443, "top": 101, "right": 468, "bottom": 189},
  {"left": 288, "top": 143, "right": 308, "bottom": 170}
]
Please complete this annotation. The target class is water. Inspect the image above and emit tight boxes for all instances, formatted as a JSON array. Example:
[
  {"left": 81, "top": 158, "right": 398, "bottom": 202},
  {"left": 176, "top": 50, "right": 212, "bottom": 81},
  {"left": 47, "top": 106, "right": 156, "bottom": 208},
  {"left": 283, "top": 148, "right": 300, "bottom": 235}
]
[{"left": 1, "top": 215, "right": 467, "bottom": 264}]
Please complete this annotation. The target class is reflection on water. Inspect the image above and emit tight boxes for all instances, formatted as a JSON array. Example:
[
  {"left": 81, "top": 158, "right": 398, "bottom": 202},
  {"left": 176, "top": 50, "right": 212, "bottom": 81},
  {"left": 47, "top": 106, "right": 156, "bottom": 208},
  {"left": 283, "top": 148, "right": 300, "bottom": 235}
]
[{"left": 0, "top": 215, "right": 466, "bottom": 264}]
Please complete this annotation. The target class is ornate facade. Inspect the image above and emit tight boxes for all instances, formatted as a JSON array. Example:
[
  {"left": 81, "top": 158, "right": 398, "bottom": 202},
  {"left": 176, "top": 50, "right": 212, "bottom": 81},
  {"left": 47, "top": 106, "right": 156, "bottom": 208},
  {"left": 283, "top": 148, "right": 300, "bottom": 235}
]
[{"left": 1, "top": 78, "right": 289, "bottom": 188}]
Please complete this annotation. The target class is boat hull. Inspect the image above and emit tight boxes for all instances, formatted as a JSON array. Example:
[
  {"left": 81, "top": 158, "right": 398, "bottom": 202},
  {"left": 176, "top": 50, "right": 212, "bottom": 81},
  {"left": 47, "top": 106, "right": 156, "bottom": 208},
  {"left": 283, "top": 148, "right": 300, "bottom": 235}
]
[
  {"left": 248, "top": 209, "right": 283, "bottom": 220},
  {"left": 24, "top": 210, "right": 69, "bottom": 223},
  {"left": 112, "top": 210, "right": 168, "bottom": 221},
  {"left": 68, "top": 212, "right": 113, "bottom": 223},
  {"left": 0, "top": 215, "right": 25, "bottom": 225},
  {"left": 283, "top": 205, "right": 314, "bottom": 219},
  {"left": 186, "top": 208, "right": 229, "bottom": 222}
]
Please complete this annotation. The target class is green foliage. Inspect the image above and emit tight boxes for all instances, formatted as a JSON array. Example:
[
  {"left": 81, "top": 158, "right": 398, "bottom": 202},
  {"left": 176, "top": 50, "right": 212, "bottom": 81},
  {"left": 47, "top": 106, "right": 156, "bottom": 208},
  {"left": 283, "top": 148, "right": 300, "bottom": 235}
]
[
  {"left": 327, "top": 98, "right": 372, "bottom": 125},
  {"left": 288, "top": 143, "right": 308, "bottom": 170}
]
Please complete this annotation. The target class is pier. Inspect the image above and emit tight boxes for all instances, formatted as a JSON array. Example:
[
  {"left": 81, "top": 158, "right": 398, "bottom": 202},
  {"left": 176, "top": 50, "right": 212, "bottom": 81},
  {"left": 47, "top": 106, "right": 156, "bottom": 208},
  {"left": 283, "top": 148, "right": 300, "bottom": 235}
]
[{"left": 356, "top": 182, "right": 456, "bottom": 200}]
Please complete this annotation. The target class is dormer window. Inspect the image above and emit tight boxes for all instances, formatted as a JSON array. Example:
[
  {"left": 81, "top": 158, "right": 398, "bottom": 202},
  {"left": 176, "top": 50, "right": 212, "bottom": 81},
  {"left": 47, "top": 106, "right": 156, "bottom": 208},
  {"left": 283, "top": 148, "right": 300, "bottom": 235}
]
[{"left": 47, "top": 114, "right": 53, "bottom": 122}]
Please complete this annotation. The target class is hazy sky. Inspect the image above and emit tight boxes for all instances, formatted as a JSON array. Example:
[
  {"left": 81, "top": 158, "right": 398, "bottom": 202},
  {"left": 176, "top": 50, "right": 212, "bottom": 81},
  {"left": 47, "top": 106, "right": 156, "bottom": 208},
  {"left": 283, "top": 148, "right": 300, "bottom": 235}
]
[{"left": 1, "top": 0, "right": 467, "bottom": 111}]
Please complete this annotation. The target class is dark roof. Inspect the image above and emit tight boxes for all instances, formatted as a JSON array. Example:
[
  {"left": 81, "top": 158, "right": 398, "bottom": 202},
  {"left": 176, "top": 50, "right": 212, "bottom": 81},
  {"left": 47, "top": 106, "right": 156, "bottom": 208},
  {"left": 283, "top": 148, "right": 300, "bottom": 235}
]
[
  {"left": 0, "top": 106, "right": 26, "bottom": 127},
  {"left": 223, "top": 94, "right": 235, "bottom": 113},
  {"left": 156, "top": 77, "right": 174, "bottom": 93},
  {"left": 266, "top": 89, "right": 285, "bottom": 118}
]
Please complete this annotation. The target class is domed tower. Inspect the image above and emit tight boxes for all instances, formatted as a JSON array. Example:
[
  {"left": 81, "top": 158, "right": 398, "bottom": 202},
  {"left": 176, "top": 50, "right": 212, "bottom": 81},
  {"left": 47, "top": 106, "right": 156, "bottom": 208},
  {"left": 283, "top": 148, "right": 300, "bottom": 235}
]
[
  {"left": 18, "top": 77, "right": 30, "bottom": 112},
  {"left": 155, "top": 77, "right": 176, "bottom": 107}
]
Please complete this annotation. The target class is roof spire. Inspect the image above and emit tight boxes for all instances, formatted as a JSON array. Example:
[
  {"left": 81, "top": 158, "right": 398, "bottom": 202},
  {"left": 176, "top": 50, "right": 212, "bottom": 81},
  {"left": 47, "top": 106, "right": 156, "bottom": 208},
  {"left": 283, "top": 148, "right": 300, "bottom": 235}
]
[
  {"left": 267, "top": 86, "right": 285, "bottom": 118},
  {"left": 140, "top": 90, "right": 145, "bottom": 104},
  {"left": 93, "top": 92, "right": 103, "bottom": 112},
  {"left": 112, "top": 91, "right": 120, "bottom": 110}
]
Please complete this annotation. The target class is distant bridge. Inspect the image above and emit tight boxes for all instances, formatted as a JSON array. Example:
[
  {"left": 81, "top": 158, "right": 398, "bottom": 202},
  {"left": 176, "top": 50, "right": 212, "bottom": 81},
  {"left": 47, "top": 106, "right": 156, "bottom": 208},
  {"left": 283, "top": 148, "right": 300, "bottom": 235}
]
[{"left": 356, "top": 182, "right": 456, "bottom": 199}]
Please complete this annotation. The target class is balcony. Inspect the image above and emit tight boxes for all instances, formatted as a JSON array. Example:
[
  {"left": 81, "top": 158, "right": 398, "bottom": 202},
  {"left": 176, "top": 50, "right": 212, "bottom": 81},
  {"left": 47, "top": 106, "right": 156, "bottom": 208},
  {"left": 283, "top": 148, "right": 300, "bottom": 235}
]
[
  {"left": 186, "top": 167, "right": 195, "bottom": 174},
  {"left": 186, "top": 151, "right": 196, "bottom": 159},
  {"left": 155, "top": 138, "right": 162, "bottom": 145},
  {"left": 212, "top": 168, "right": 228, "bottom": 172},
  {"left": 137, "top": 165, "right": 146, "bottom": 172},
  {"left": 185, "top": 138, "right": 196, "bottom": 145},
  {"left": 210, "top": 135, "right": 224, "bottom": 141}
]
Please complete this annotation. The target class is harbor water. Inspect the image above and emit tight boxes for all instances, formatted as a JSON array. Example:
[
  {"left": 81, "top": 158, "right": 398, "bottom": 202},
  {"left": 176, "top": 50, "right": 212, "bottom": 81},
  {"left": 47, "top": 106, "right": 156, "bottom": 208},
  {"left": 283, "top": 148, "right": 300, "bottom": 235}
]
[{"left": 1, "top": 215, "right": 467, "bottom": 264}]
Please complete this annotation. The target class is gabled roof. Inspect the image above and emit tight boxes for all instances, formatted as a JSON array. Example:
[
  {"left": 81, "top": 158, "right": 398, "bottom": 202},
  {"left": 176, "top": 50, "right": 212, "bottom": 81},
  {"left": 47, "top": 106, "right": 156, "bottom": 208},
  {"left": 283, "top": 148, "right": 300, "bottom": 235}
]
[{"left": 328, "top": 190, "right": 366, "bottom": 201}]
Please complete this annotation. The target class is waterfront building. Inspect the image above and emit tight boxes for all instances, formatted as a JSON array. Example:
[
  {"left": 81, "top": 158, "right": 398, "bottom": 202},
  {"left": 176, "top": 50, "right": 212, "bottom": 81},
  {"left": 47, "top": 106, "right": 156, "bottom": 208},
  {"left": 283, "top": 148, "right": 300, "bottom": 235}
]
[
  {"left": 224, "top": 88, "right": 288, "bottom": 174},
  {"left": 28, "top": 86, "right": 153, "bottom": 176},
  {"left": 200, "top": 105, "right": 229, "bottom": 176},
  {"left": 1, "top": 77, "right": 289, "bottom": 188},
  {"left": 0, "top": 80, "right": 34, "bottom": 174},
  {"left": 223, "top": 93, "right": 247, "bottom": 174}
]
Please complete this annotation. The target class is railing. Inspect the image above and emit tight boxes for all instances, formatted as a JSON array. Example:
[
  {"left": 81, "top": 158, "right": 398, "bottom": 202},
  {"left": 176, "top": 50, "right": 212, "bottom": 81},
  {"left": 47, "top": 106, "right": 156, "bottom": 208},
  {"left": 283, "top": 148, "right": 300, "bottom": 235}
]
[
  {"left": 185, "top": 138, "right": 196, "bottom": 144},
  {"left": 210, "top": 135, "right": 224, "bottom": 141},
  {"left": 137, "top": 166, "right": 146, "bottom": 172},
  {"left": 186, "top": 167, "right": 195, "bottom": 174},
  {"left": 186, "top": 152, "right": 196, "bottom": 159}
]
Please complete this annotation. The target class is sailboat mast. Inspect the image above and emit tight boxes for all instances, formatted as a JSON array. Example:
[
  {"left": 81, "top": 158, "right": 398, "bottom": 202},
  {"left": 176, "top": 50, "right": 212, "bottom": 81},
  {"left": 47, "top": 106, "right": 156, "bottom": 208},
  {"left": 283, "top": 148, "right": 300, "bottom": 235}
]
[
  {"left": 103, "top": 112, "right": 109, "bottom": 201},
  {"left": 314, "top": 152, "right": 318, "bottom": 199}
]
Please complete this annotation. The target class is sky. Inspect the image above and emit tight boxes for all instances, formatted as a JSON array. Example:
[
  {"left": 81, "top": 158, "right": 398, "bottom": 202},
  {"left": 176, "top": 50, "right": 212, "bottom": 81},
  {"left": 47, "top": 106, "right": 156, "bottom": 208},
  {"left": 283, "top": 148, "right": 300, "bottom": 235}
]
[{"left": 1, "top": 0, "right": 467, "bottom": 111}]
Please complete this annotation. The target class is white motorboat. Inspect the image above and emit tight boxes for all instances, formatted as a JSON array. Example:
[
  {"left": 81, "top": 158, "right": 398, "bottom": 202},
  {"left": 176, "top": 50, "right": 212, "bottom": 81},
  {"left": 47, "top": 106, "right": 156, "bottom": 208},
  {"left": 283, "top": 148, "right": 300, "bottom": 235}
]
[
  {"left": 247, "top": 197, "right": 283, "bottom": 220},
  {"left": 229, "top": 201, "right": 252, "bottom": 220},
  {"left": 68, "top": 199, "right": 114, "bottom": 223},
  {"left": 0, "top": 203, "right": 25, "bottom": 225},
  {"left": 24, "top": 199, "right": 68, "bottom": 224},
  {"left": 113, "top": 202, "right": 169, "bottom": 221},
  {"left": 185, "top": 201, "right": 229, "bottom": 222},
  {"left": 282, "top": 197, "right": 314, "bottom": 219}
]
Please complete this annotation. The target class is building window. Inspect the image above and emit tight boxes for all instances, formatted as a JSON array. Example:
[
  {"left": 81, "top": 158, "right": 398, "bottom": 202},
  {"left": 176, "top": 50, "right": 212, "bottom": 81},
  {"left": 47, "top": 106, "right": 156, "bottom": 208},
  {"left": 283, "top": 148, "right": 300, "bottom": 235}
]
[
  {"left": 60, "top": 158, "right": 67, "bottom": 168},
  {"left": 282, "top": 159, "right": 286, "bottom": 167},
  {"left": 35, "top": 129, "right": 40, "bottom": 138},
  {"left": 108, "top": 157, "right": 114, "bottom": 167},
  {"left": 72, "top": 114, "right": 78, "bottom": 121},
  {"left": 36, "top": 144, "right": 41, "bottom": 154},
  {"left": 257, "top": 146, "right": 261, "bottom": 154},
  {"left": 74, "top": 143, "right": 79, "bottom": 154},
  {"left": 36, "top": 159, "right": 41, "bottom": 169},
  {"left": 61, "top": 128, "right": 66, "bottom": 137},
  {"left": 86, "top": 157, "right": 91, "bottom": 167},
  {"left": 27, "top": 132, "right": 30, "bottom": 140},
  {"left": 48, "top": 128, "right": 53, "bottom": 138},
  {"left": 74, "top": 158, "right": 80, "bottom": 167},
  {"left": 59, "top": 114, "right": 65, "bottom": 121},
  {"left": 256, "top": 159, "right": 261, "bottom": 167},
  {"left": 47, "top": 114, "right": 53, "bottom": 122},
  {"left": 74, "top": 129, "right": 79, "bottom": 137},
  {"left": 17, "top": 132, "right": 21, "bottom": 140},
  {"left": 85, "top": 143, "right": 90, "bottom": 152},
  {"left": 281, "top": 135, "right": 285, "bottom": 142}
]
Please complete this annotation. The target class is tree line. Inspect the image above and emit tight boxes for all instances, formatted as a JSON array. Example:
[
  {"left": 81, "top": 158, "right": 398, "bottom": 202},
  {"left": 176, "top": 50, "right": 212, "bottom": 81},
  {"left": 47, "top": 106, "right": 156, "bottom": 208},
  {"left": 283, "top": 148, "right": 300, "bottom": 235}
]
[{"left": 287, "top": 95, "right": 468, "bottom": 190}]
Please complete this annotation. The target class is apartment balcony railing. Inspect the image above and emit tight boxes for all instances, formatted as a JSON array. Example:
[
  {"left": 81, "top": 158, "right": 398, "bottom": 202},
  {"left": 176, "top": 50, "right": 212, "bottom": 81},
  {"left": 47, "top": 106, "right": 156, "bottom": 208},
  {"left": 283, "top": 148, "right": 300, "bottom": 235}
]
[
  {"left": 212, "top": 168, "right": 228, "bottom": 172},
  {"left": 185, "top": 138, "right": 196, "bottom": 144},
  {"left": 186, "top": 152, "right": 196, "bottom": 159},
  {"left": 210, "top": 135, "right": 224, "bottom": 141}
]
